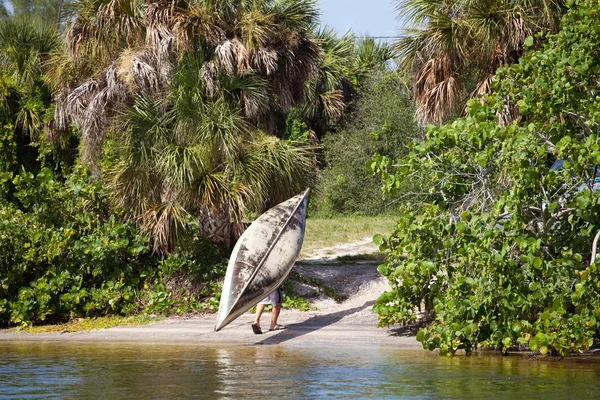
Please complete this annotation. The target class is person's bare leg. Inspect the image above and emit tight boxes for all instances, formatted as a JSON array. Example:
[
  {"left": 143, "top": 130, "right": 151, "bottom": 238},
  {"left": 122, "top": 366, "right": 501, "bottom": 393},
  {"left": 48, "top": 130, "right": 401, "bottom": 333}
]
[
  {"left": 270, "top": 304, "right": 282, "bottom": 330},
  {"left": 254, "top": 304, "right": 266, "bottom": 327}
]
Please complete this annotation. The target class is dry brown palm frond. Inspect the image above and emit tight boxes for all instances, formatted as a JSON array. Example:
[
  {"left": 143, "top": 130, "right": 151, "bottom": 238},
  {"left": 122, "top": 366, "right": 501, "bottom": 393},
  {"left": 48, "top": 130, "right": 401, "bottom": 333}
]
[
  {"left": 416, "top": 75, "right": 461, "bottom": 125},
  {"left": 414, "top": 56, "right": 462, "bottom": 124},
  {"left": 421, "top": 76, "right": 460, "bottom": 124},
  {"left": 240, "top": 91, "right": 264, "bottom": 122},
  {"left": 54, "top": 89, "right": 70, "bottom": 130},
  {"left": 155, "top": 37, "right": 174, "bottom": 83},
  {"left": 138, "top": 200, "right": 191, "bottom": 253},
  {"left": 65, "top": 15, "right": 96, "bottom": 57},
  {"left": 66, "top": 79, "right": 98, "bottom": 115},
  {"left": 215, "top": 40, "right": 250, "bottom": 74},
  {"left": 215, "top": 41, "right": 235, "bottom": 73},
  {"left": 96, "top": 0, "right": 143, "bottom": 47},
  {"left": 250, "top": 47, "right": 278, "bottom": 75},
  {"left": 201, "top": 60, "right": 219, "bottom": 98},
  {"left": 232, "top": 38, "right": 250, "bottom": 73},
  {"left": 105, "top": 64, "right": 129, "bottom": 103},
  {"left": 506, "top": 8, "right": 528, "bottom": 50},
  {"left": 115, "top": 49, "right": 161, "bottom": 93},
  {"left": 84, "top": 88, "right": 109, "bottom": 136},
  {"left": 319, "top": 89, "right": 345, "bottom": 122},
  {"left": 144, "top": 0, "right": 175, "bottom": 49},
  {"left": 80, "top": 88, "right": 111, "bottom": 169},
  {"left": 144, "top": 0, "right": 175, "bottom": 81},
  {"left": 132, "top": 56, "right": 160, "bottom": 93},
  {"left": 471, "top": 73, "right": 494, "bottom": 100}
]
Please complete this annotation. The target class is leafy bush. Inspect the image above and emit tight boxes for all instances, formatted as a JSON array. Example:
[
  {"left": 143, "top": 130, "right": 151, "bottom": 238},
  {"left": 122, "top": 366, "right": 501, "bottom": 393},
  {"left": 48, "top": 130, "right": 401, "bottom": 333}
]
[
  {"left": 144, "top": 239, "right": 228, "bottom": 314},
  {"left": 373, "top": 0, "right": 600, "bottom": 356},
  {"left": 0, "top": 168, "right": 227, "bottom": 326},
  {"left": 315, "top": 71, "right": 420, "bottom": 215},
  {"left": 0, "top": 168, "right": 153, "bottom": 325}
]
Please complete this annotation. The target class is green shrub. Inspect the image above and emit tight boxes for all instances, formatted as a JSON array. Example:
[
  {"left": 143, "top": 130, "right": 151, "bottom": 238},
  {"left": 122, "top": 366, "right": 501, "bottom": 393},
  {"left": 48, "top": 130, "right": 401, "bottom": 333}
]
[
  {"left": 0, "top": 168, "right": 228, "bottom": 326},
  {"left": 0, "top": 168, "right": 155, "bottom": 326},
  {"left": 316, "top": 71, "right": 420, "bottom": 215},
  {"left": 373, "top": 0, "right": 600, "bottom": 356},
  {"left": 144, "top": 240, "right": 228, "bottom": 314}
]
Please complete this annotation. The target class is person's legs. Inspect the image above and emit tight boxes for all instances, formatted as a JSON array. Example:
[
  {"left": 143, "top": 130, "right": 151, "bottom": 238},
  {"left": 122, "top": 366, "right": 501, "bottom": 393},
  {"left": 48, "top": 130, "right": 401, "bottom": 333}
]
[
  {"left": 270, "top": 304, "right": 282, "bottom": 330},
  {"left": 254, "top": 303, "right": 266, "bottom": 327}
]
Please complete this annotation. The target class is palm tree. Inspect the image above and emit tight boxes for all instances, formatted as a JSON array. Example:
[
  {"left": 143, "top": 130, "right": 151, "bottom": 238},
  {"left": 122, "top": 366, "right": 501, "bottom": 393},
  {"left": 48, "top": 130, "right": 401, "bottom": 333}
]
[
  {"left": 395, "top": 0, "right": 564, "bottom": 124},
  {"left": 51, "top": 0, "right": 321, "bottom": 165},
  {"left": 50, "top": 0, "right": 321, "bottom": 250},
  {"left": 300, "top": 28, "right": 354, "bottom": 137},
  {"left": 354, "top": 36, "right": 392, "bottom": 79},
  {"left": 0, "top": 18, "right": 59, "bottom": 173},
  {"left": 299, "top": 30, "right": 393, "bottom": 138},
  {"left": 108, "top": 56, "right": 315, "bottom": 251}
]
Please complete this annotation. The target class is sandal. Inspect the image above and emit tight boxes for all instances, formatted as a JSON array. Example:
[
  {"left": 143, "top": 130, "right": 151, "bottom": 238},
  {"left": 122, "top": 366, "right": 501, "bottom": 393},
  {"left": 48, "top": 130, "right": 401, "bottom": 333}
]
[
  {"left": 269, "top": 325, "right": 288, "bottom": 331},
  {"left": 251, "top": 324, "right": 263, "bottom": 334}
]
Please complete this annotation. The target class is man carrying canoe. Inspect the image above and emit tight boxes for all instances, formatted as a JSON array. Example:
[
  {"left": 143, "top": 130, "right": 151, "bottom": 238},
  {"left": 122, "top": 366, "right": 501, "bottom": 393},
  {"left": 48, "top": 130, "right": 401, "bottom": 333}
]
[{"left": 252, "top": 286, "right": 288, "bottom": 334}]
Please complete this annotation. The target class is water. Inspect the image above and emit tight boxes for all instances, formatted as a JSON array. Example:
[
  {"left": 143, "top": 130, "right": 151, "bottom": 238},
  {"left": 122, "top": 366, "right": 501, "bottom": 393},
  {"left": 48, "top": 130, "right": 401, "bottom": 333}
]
[{"left": 1, "top": 342, "right": 600, "bottom": 399}]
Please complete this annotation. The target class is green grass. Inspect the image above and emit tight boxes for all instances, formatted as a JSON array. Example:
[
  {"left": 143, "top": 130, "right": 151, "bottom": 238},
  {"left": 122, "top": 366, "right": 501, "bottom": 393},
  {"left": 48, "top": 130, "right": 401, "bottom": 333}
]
[
  {"left": 5, "top": 315, "right": 161, "bottom": 334},
  {"left": 301, "top": 215, "right": 397, "bottom": 257},
  {"left": 335, "top": 252, "right": 386, "bottom": 263}
]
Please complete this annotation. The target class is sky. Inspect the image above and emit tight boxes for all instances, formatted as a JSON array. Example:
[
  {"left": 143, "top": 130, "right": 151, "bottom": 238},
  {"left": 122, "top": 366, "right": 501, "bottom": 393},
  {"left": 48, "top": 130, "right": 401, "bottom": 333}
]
[
  {"left": 4, "top": 0, "right": 403, "bottom": 38},
  {"left": 318, "top": 0, "right": 400, "bottom": 38}
]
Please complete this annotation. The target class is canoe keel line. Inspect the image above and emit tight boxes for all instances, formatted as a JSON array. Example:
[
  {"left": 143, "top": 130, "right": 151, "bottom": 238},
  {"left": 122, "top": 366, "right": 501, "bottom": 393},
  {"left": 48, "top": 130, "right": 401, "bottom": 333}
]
[{"left": 214, "top": 189, "right": 310, "bottom": 332}]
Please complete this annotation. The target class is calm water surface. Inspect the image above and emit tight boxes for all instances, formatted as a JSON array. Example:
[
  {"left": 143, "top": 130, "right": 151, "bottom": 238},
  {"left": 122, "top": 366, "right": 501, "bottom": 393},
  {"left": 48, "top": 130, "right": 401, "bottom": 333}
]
[{"left": 1, "top": 342, "right": 600, "bottom": 399}]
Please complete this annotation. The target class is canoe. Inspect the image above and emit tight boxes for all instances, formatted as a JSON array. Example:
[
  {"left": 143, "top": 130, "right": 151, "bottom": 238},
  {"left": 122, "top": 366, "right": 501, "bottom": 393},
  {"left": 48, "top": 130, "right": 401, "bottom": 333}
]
[{"left": 214, "top": 189, "right": 310, "bottom": 332}]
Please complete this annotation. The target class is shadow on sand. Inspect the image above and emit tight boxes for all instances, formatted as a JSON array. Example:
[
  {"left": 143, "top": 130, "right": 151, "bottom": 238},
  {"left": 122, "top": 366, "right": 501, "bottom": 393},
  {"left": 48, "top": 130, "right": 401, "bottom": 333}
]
[{"left": 258, "top": 301, "right": 375, "bottom": 345}]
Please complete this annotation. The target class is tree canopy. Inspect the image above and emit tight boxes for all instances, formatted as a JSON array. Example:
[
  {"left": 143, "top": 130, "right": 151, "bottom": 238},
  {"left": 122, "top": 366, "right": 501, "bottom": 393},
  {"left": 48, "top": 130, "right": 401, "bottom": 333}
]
[
  {"left": 395, "top": 0, "right": 564, "bottom": 125},
  {"left": 50, "top": 0, "right": 324, "bottom": 250}
]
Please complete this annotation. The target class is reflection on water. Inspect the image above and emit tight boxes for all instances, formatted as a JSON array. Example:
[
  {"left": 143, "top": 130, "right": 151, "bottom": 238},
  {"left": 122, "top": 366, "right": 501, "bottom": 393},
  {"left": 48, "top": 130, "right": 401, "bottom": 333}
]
[{"left": 1, "top": 342, "right": 600, "bottom": 399}]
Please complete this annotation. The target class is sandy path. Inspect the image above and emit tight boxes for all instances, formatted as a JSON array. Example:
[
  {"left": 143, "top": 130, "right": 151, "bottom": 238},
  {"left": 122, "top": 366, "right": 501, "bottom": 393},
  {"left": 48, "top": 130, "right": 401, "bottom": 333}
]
[{"left": 0, "top": 239, "right": 420, "bottom": 348}]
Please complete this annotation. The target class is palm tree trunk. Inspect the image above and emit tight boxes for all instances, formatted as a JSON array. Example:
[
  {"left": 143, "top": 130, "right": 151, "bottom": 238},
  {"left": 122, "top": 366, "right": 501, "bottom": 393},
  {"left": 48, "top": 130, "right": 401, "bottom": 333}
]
[{"left": 199, "top": 204, "right": 231, "bottom": 250}]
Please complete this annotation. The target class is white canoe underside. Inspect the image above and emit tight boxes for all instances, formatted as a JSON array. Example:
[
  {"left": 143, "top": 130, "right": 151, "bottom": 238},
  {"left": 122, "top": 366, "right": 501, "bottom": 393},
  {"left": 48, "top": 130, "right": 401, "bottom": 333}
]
[{"left": 214, "top": 189, "right": 309, "bottom": 331}]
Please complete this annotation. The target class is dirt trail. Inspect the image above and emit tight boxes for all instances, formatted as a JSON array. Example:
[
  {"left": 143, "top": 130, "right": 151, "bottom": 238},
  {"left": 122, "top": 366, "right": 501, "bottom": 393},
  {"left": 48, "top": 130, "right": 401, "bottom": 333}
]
[{"left": 294, "top": 237, "right": 390, "bottom": 315}]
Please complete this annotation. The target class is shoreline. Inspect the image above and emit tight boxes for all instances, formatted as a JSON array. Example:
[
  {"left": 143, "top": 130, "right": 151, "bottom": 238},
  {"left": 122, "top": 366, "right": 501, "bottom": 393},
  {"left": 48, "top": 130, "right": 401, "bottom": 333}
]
[
  {"left": 0, "top": 241, "right": 413, "bottom": 349},
  {"left": 0, "top": 309, "right": 421, "bottom": 349}
]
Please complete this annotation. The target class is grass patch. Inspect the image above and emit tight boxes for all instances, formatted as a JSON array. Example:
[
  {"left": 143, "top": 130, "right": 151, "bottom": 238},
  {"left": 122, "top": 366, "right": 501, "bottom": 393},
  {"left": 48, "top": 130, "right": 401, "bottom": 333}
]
[
  {"left": 335, "top": 252, "right": 386, "bottom": 263},
  {"left": 4, "top": 315, "right": 161, "bottom": 334},
  {"left": 301, "top": 215, "right": 397, "bottom": 257}
]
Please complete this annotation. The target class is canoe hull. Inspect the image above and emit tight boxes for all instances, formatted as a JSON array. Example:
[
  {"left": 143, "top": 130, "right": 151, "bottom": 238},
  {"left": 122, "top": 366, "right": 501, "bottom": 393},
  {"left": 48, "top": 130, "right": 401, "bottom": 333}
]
[{"left": 215, "top": 189, "right": 309, "bottom": 331}]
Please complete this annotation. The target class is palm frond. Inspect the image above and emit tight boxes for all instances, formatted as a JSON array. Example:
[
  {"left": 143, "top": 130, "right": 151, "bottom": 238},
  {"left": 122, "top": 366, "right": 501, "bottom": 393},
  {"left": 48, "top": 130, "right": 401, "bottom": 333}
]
[
  {"left": 198, "top": 98, "right": 249, "bottom": 162},
  {"left": 414, "top": 56, "right": 462, "bottom": 124},
  {"left": 396, "top": 0, "right": 564, "bottom": 124},
  {"left": 220, "top": 74, "right": 271, "bottom": 122},
  {"left": 138, "top": 200, "right": 191, "bottom": 253},
  {"left": 249, "top": 46, "right": 278, "bottom": 75},
  {"left": 270, "top": 0, "right": 320, "bottom": 33}
]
